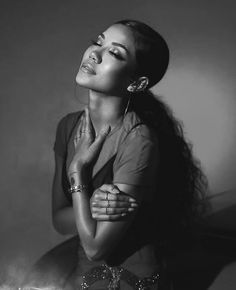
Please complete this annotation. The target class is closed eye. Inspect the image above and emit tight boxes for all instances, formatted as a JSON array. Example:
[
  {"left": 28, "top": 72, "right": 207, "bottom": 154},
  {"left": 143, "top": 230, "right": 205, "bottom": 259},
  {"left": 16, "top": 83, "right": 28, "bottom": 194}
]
[
  {"left": 91, "top": 39, "right": 102, "bottom": 46},
  {"left": 90, "top": 39, "right": 125, "bottom": 60},
  {"left": 109, "top": 50, "right": 124, "bottom": 60}
]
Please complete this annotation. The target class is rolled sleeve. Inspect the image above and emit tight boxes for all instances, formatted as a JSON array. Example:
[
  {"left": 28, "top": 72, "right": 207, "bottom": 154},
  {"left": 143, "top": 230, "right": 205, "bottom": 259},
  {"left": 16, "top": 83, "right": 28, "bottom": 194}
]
[{"left": 113, "top": 130, "right": 159, "bottom": 187}]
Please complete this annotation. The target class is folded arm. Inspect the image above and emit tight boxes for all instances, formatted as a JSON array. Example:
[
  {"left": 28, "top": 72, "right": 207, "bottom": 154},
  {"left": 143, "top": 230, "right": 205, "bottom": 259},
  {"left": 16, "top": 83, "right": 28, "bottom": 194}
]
[
  {"left": 52, "top": 155, "right": 138, "bottom": 236},
  {"left": 70, "top": 167, "right": 145, "bottom": 261}
]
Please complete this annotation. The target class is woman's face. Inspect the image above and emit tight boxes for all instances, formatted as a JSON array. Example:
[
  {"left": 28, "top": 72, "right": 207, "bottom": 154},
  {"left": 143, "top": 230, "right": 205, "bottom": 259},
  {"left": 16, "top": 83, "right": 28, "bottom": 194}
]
[{"left": 76, "top": 24, "right": 137, "bottom": 95}]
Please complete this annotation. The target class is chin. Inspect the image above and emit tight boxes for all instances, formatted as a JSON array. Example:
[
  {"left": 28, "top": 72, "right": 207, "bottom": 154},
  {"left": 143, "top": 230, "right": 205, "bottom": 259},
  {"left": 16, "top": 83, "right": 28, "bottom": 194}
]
[{"left": 76, "top": 72, "right": 91, "bottom": 88}]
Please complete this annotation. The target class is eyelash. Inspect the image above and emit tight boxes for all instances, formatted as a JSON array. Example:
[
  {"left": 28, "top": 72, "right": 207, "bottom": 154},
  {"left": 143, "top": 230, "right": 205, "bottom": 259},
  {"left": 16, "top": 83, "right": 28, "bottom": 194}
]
[
  {"left": 90, "top": 39, "right": 123, "bottom": 60},
  {"left": 91, "top": 39, "right": 102, "bottom": 46}
]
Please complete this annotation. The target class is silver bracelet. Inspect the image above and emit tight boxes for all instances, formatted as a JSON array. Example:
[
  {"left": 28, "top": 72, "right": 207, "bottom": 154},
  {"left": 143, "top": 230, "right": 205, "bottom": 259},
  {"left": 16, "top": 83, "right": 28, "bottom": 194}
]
[{"left": 68, "top": 184, "right": 88, "bottom": 194}]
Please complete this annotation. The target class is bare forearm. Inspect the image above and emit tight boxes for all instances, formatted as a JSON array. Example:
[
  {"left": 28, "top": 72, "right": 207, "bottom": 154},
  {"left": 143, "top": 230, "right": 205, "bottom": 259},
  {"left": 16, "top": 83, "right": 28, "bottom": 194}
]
[
  {"left": 72, "top": 191, "right": 97, "bottom": 238},
  {"left": 68, "top": 170, "right": 136, "bottom": 261},
  {"left": 70, "top": 170, "right": 98, "bottom": 252}
]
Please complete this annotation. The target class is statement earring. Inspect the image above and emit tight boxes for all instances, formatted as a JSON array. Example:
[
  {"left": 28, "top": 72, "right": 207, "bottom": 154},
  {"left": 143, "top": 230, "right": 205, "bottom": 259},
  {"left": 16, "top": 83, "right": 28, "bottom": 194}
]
[
  {"left": 127, "top": 83, "right": 136, "bottom": 92},
  {"left": 137, "top": 77, "right": 149, "bottom": 91},
  {"left": 127, "top": 77, "right": 149, "bottom": 93}
]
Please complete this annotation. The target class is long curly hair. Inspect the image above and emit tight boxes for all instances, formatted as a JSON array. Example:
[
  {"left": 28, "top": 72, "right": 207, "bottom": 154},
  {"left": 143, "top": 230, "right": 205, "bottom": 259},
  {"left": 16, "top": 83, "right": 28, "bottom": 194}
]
[{"left": 116, "top": 20, "right": 208, "bottom": 249}]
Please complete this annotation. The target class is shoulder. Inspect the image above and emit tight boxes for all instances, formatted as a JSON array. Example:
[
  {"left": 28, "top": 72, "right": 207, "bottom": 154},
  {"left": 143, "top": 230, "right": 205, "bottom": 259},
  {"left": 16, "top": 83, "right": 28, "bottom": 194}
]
[
  {"left": 56, "top": 110, "right": 83, "bottom": 137},
  {"left": 122, "top": 111, "right": 158, "bottom": 147},
  {"left": 115, "top": 111, "right": 159, "bottom": 169},
  {"left": 113, "top": 112, "right": 159, "bottom": 187},
  {"left": 58, "top": 110, "right": 83, "bottom": 129}
]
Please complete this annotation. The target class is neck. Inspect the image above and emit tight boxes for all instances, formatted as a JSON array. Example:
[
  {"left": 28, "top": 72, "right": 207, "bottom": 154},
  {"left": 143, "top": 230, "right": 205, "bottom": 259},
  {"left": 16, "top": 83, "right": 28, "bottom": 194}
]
[{"left": 87, "top": 90, "right": 128, "bottom": 134}]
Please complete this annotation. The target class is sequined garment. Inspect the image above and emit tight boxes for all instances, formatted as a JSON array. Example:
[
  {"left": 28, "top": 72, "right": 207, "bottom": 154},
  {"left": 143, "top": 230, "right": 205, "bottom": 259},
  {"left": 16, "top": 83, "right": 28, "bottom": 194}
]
[{"left": 81, "top": 264, "right": 159, "bottom": 290}]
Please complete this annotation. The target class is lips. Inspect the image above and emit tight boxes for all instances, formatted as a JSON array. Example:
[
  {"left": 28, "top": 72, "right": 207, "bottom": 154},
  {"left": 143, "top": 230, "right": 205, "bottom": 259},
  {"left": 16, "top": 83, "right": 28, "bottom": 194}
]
[{"left": 80, "top": 61, "right": 96, "bottom": 75}]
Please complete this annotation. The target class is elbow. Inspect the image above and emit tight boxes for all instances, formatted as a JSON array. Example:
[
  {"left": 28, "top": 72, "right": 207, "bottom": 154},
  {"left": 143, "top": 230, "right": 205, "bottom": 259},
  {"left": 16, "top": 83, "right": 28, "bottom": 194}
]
[
  {"left": 52, "top": 219, "right": 67, "bottom": 236},
  {"left": 52, "top": 216, "right": 66, "bottom": 235},
  {"left": 52, "top": 210, "right": 71, "bottom": 236},
  {"left": 83, "top": 245, "right": 109, "bottom": 262},
  {"left": 85, "top": 251, "right": 105, "bottom": 262}
]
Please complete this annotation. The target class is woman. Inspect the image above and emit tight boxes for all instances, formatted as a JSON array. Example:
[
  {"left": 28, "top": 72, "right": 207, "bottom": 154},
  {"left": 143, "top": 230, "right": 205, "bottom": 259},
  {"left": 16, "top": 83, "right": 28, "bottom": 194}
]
[{"left": 24, "top": 20, "right": 207, "bottom": 289}]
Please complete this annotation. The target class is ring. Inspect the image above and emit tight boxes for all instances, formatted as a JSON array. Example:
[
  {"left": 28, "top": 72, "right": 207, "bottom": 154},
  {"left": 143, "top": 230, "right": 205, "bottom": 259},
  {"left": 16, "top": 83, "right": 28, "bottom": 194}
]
[
  {"left": 105, "top": 192, "right": 109, "bottom": 200},
  {"left": 80, "top": 130, "right": 92, "bottom": 134}
]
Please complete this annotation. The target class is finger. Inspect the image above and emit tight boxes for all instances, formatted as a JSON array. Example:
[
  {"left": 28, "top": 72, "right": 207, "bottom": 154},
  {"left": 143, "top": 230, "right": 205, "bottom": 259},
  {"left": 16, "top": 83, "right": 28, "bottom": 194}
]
[
  {"left": 99, "top": 184, "right": 120, "bottom": 194},
  {"left": 84, "top": 107, "right": 95, "bottom": 138},
  {"left": 93, "top": 191, "right": 137, "bottom": 203},
  {"left": 93, "top": 191, "right": 113, "bottom": 201},
  {"left": 92, "top": 190, "right": 118, "bottom": 201},
  {"left": 90, "top": 125, "right": 111, "bottom": 151},
  {"left": 81, "top": 110, "right": 86, "bottom": 133},
  {"left": 91, "top": 206, "right": 136, "bottom": 216},
  {"left": 91, "top": 200, "right": 138, "bottom": 208},
  {"left": 92, "top": 213, "right": 128, "bottom": 221},
  {"left": 74, "top": 116, "right": 84, "bottom": 146}
]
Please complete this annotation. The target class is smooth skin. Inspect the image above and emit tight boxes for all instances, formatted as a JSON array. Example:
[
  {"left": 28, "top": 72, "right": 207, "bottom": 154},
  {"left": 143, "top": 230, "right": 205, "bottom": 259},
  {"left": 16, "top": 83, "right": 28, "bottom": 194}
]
[{"left": 52, "top": 24, "right": 149, "bottom": 260}]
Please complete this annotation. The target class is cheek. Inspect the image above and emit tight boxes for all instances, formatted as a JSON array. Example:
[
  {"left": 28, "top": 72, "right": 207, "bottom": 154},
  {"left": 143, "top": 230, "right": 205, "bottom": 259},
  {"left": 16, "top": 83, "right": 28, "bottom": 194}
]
[{"left": 100, "top": 62, "right": 131, "bottom": 84}]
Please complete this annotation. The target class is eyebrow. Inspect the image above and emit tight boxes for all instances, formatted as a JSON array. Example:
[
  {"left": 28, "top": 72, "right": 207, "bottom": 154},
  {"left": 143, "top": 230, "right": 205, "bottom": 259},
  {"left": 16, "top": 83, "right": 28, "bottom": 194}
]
[{"left": 98, "top": 33, "right": 130, "bottom": 54}]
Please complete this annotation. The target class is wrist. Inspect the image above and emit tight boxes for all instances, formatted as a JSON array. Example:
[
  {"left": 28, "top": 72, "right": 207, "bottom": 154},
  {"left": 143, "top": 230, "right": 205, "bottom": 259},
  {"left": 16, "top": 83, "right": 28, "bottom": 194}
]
[
  {"left": 68, "top": 169, "right": 90, "bottom": 186},
  {"left": 68, "top": 161, "right": 89, "bottom": 176},
  {"left": 69, "top": 184, "right": 88, "bottom": 195}
]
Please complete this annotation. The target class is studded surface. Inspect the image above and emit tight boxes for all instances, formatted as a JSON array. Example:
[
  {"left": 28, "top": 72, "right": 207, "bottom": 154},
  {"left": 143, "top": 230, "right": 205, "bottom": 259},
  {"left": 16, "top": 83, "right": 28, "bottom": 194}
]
[{"left": 80, "top": 264, "right": 159, "bottom": 289}]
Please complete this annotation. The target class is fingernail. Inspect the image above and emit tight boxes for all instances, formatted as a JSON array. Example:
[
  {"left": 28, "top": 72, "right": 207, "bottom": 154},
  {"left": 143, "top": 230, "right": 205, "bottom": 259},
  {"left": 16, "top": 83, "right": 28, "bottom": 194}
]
[
  {"left": 129, "top": 198, "right": 136, "bottom": 202},
  {"left": 128, "top": 208, "right": 135, "bottom": 212},
  {"left": 101, "top": 125, "right": 111, "bottom": 135},
  {"left": 112, "top": 189, "right": 119, "bottom": 194},
  {"left": 121, "top": 213, "right": 127, "bottom": 216},
  {"left": 131, "top": 203, "right": 138, "bottom": 207},
  {"left": 92, "top": 202, "right": 96, "bottom": 206}
]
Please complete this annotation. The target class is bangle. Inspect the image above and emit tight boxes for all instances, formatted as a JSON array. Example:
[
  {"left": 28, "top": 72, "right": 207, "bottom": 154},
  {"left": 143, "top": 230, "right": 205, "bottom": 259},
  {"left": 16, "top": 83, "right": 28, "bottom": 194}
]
[{"left": 68, "top": 184, "right": 88, "bottom": 194}]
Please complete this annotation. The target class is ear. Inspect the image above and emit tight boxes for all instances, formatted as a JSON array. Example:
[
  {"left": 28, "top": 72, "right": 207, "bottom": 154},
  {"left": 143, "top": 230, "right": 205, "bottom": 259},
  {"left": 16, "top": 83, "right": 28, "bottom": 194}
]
[{"left": 127, "top": 76, "right": 149, "bottom": 93}]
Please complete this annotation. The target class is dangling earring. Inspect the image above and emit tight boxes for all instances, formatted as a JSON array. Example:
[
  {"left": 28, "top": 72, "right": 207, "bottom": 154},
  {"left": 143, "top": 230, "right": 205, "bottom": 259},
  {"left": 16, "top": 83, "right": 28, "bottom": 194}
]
[
  {"left": 127, "top": 81, "right": 137, "bottom": 93},
  {"left": 124, "top": 97, "right": 131, "bottom": 115},
  {"left": 127, "top": 85, "right": 135, "bottom": 92}
]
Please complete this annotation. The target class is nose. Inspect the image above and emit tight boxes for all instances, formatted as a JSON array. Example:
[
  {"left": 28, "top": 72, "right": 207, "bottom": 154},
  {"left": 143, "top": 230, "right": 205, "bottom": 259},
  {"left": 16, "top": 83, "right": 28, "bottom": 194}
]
[{"left": 89, "top": 50, "right": 102, "bottom": 64}]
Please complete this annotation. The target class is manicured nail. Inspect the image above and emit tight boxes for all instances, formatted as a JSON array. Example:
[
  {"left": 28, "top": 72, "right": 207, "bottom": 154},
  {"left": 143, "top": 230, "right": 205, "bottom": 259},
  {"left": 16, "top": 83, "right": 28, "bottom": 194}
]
[
  {"left": 101, "top": 125, "right": 111, "bottom": 135},
  {"left": 129, "top": 198, "right": 136, "bottom": 202},
  {"left": 128, "top": 208, "right": 135, "bottom": 212},
  {"left": 131, "top": 203, "right": 138, "bottom": 207},
  {"left": 112, "top": 188, "right": 119, "bottom": 194}
]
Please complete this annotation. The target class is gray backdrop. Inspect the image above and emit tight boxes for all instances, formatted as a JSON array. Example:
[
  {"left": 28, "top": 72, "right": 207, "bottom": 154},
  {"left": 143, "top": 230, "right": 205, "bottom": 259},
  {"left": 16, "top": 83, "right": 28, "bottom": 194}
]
[{"left": 0, "top": 0, "right": 235, "bottom": 287}]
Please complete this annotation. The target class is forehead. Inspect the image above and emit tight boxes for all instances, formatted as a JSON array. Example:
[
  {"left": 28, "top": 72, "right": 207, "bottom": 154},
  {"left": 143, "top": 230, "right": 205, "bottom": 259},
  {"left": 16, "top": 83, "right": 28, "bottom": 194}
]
[{"left": 102, "top": 24, "right": 136, "bottom": 54}]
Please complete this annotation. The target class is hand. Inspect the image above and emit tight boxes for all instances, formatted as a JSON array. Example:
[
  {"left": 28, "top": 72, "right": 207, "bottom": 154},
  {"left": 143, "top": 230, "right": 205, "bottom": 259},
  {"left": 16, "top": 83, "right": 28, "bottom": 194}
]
[
  {"left": 90, "top": 184, "right": 139, "bottom": 221},
  {"left": 68, "top": 107, "right": 110, "bottom": 173}
]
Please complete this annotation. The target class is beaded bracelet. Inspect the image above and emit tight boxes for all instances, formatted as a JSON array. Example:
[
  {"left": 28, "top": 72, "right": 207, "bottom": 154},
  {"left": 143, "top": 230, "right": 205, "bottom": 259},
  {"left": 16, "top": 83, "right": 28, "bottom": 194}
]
[{"left": 68, "top": 184, "right": 88, "bottom": 194}]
